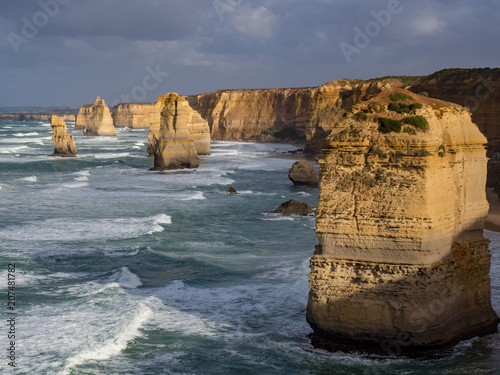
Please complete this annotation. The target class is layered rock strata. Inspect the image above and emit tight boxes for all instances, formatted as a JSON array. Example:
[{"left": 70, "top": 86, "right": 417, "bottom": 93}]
[
  {"left": 148, "top": 94, "right": 210, "bottom": 156},
  {"left": 75, "top": 105, "right": 92, "bottom": 130},
  {"left": 49, "top": 115, "right": 77, "bottom": 157},
  {"left": 79, "top": 97, "right": 117, "bottom": 136},
  {"left": 307, "top": 89, "right": 499, "bottom": 355},
  {"left": 112, "top": 103, "right": 156, "bottom": 128},
  {"left": 150, "top": 93, "right": 200, "bottom": 170}
]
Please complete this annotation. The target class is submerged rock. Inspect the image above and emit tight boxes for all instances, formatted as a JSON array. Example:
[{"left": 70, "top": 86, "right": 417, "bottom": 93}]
[
  {"left": 49, "top": 115, "right": 77, "bottom": 157},
  {"left": 273, "top": 200, "right": 313, "bottom": 216},
  {"left": 307, "top": 89, "right": 499, "bottom": 356},
  {"left": 288, "top": 160, "right": 318, "bottom": 187},
  {"left": 150, "top": 93, "right": 200, "bottom": 170}
]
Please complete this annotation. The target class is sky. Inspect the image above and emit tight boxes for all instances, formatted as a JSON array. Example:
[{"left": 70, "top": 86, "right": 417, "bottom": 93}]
[{"left": 0, "top": 0, "right": 498, "bottom": 107}]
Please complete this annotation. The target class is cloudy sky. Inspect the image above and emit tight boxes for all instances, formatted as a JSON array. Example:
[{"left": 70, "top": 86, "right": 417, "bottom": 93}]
[{"left": 0, "top": 0, "right": 498, "bottom": 107}]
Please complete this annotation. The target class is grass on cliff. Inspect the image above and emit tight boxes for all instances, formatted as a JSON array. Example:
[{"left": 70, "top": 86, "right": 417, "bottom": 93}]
[
  {"left": 388, "top": 102, "right": 423, "bottom": 114},
  {"left": 378, "top": 117, "right": 402, "bottom": 133},
  {"left": 402, "top": 115, "right": 429, "bottom": 131}
]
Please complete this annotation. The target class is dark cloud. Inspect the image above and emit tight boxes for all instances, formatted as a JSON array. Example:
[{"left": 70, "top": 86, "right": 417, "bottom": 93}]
[{"left": 0, "top": 0, "right": 498, "bottom": 106}]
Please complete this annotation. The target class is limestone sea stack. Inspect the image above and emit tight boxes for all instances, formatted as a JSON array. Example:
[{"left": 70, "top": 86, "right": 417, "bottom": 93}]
[
  {"left": 288, "top": 160, "right": 318, "bottom": 187},
  {"left": 75, "top": 104, "right": 92, "bottom": 130},
  {"left": 307, "top": 89, "right": 499, "bottom": 355},
  {"left": 78, "top": 97, "right": 117, "bottom": 136},
  {"left": 49, "top": 115, "right": 77, "bottom": 157},
  {"left": 150, "top": 93, "right": 200, "bottom": 170},
  {"left": 147, "top": 94, "right": 210, "bottom": 156}
]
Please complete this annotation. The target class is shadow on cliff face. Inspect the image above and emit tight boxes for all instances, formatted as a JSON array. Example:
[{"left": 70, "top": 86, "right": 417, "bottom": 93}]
[{"left": 306, "top": 238, "right": 500, "bottom": 357}]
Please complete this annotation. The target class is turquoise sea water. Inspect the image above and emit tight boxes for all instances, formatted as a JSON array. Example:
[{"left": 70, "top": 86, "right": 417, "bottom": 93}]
[{"left": 0, "top": 120, "right": 499, "bottom": 375}]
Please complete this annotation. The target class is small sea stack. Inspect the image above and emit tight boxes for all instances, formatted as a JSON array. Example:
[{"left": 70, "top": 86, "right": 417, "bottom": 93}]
[
  {"left": 49, "top": 115, "right": 77, "bottom": 157},
  {"left": 288, "top": 160, "right": 318, "bottom": 187},
  {"left": 150, "top": 93, "right": 200, "bottom": 170},
  {"left": 227, "top": 186, "right": 237, "bottom": 194}
]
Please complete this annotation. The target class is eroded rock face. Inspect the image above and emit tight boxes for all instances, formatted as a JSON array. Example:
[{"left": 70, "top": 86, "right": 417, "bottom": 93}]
[
  {"left": 307, "top": 89, "right": 499, "bottom": 355},
  {"left": 147, "top": 94, "right": 210, "bottom": 156},
  {"left": 288, "top": 160, "right": 318, "bottom": 187},
  {"left": 150, "top": 93, "right": 200, "bottom": 170},
  {"left": 50, "top": 115, "right": 77, "bottom": 157},
  {"left": 75, "top": 105, "right": 92, "bottom": 130},
  {"left": 78, "top": 97, "right": 117, "bottom": 136},
  {"left": 112, "top": 103, "right": 156, "bottom": 128}
]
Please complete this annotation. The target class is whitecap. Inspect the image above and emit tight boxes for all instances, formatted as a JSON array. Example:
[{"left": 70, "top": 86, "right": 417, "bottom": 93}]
[
  {"left": 18, "top": 175, "right": 37, "bottom": 182},
  {"left": 180, "top": 191, "right": 206, "bottom": 201},
  {"left": 0, "top": 213, "right": 172, "bottom": 242},
  {"left": 61, "top": 302, "right": 153, "bottom": 374},
  {"left": 61, "top": 182, "right": 89, "bottom": 189},
  {"left": 13, "top": 132, "right": 39, "bottom": 137},
  {"left": 117, "top": 266, "right": 142, "bottom": 289},
  {"left": 261, "top": 215, "right": 295, "bottom": 221}
]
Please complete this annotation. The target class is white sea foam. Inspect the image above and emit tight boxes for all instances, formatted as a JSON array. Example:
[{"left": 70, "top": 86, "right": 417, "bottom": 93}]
[
  {"left": 61, "top": 182, "right": 89, "bottom": 189},
  {"left": 61, "top": 301, "right": 153, "bottom": 374},
  {"left": 18, "top": 175, "right": 37, "bottom": 182},
  {"left": 261, "top": 215, "right": 295, "bottom": 221},
  {"left": 117, "top": 266, "right": 143, "bottom": 289},
  {"left": 180, "top": 191, "right": 206, "bottom": 201},
  {"left": 0, "top": 213, "right": 172, "bottom": 242},
  {"left": 13, "top": 132, "right": 39, "bottom": 137}
]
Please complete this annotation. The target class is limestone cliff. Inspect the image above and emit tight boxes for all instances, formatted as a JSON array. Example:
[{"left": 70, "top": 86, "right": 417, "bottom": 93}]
[
  {"left": 307, "top": 89, "right": 499, "bottom": 355},
  {"left": 80, "top": 97, "right": 117, "bottom": 136},
  {"left": 148, "top": 94, "right": 210, "bottom": 156},
  {"left": 49, "top": 115, "right": 77, "bottom": 157},
  {"left": 150, "top": 93, "right": 200, "bottom": 170},
  {"left": 112, "top": 103, "right": 156, "bottom": 128},
  {"left": 410, "top": 68, "right": 500, "bottom": 186},
  {"left": 186, "top": 79, "right": 407, "bottom": 153}
]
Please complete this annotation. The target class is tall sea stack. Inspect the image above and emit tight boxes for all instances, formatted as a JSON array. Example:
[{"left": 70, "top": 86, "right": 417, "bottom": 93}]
[
  {"left": 148, "top": 94, "right": 210, "bottom": 156},
  {"left": 76, "top": 96, "right": 117, "bottom": 136},
  {"left": 49, "top": 115, "right": 77, "bottom": 157},
  {"left": 150, "top": 93, "right": 200, "bottom": 170},
  {"left": 307, "top": 89, "right": 499, "bottom": 355}
]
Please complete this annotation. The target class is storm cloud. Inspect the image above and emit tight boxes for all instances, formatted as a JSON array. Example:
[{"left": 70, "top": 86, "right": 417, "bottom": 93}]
[{"left": 0, "top": 0, "right": 498, "bottom": 106}]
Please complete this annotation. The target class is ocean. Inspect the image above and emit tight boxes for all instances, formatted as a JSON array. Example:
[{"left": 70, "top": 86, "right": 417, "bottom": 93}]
[{"left": 0, "top": 120, "right": 499, "bottom": 375}]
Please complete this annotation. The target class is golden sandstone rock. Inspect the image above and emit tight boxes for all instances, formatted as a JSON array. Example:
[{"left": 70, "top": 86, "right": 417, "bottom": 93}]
[
  {"left": 150, "top": 93, "right": 200, "bottom": 170},
  {"left": 76, "top": 97, "right": 117, "bottom": 136},
  {"left": 306, "top": 89, "right": 499, "bottom": 355},
  {"left": 147, "top": 93, "right": 210, "bottom": 157},
  {"left": 50, "top": 115, "right": 77, "bottom": 157},
  {"left": 112, "top": 103, "right": 156, "bottom": 129}
]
